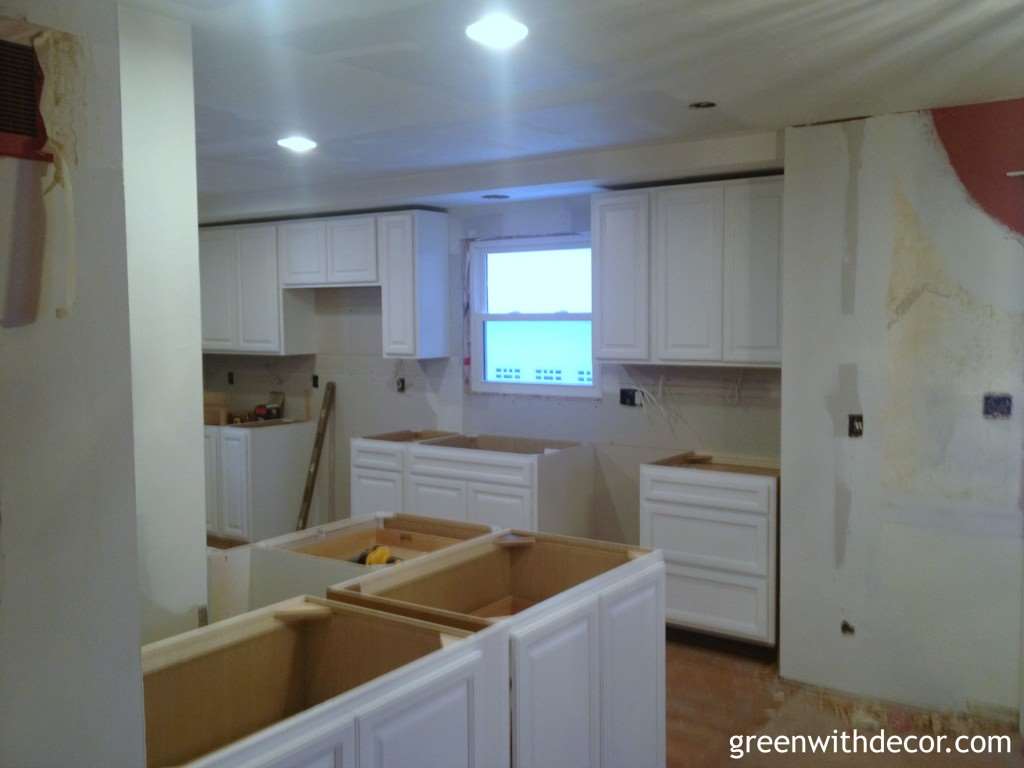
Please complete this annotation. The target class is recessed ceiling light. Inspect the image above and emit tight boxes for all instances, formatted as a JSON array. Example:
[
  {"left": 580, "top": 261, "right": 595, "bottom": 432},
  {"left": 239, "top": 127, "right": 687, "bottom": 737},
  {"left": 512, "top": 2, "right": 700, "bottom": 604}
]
[
  {"left": 465, "top": 13, "right": 528, "bottom": 50},
  {"left": 482, "top": 193, "right": 510, "bottom": 200},
  {"left": 688, "top": 101, "right": 717, "bottom": 110},
  {"left": 277, "top": 135, "right": 317, "bottom": 153}
]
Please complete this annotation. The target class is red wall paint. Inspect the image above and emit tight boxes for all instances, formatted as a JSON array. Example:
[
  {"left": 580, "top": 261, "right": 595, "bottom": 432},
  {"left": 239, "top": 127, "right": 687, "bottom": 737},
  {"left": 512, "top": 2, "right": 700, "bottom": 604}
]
[{"left": 932, "top": 97, "right": 1024, "bottom": 236}]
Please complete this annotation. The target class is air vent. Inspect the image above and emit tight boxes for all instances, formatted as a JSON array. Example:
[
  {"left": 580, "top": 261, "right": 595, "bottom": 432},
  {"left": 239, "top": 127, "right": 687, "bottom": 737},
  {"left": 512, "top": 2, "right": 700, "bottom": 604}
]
[{"left": 0, "top": 38, "right": 48, "bottom": 160}]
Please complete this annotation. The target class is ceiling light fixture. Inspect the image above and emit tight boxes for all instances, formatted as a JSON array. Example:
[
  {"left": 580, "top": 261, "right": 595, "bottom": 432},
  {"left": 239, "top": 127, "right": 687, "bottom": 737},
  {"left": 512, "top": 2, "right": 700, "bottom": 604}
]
[
  {"left": 465, "top": 13, "right": 528, "bottom": 50},
  {"left": 688, "top": 101, "right": 717, "bottom": 110},
  {"left": 277, "top": 135, "right": 317, "bottom": 153},
  {"left": 482, "top": 193, "right": 510, "bottom": 200}
]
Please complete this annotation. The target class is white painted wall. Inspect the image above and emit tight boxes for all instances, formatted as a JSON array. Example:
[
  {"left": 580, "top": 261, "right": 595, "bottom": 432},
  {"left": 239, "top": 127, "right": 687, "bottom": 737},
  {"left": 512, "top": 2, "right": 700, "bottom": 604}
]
[
  {"left": 0, "top": 1, "right": 146, "bottom": 764},
  {"left": 119, "top": 4, "right": 207, "bottom": 643},
  {"left": 780, "top": 115, "right": 1024, "bottom": 713}
]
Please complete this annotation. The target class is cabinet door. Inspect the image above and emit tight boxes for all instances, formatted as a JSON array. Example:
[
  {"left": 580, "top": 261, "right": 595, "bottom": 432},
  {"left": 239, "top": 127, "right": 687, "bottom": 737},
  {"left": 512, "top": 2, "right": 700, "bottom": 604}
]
[
  {"left": 350, "top": 468, "right": 403, "bottom": 518},
  {"left": 405, "top": 475, "right": 467, "bottom": 522},
  {"left": 378, "top": 212, "right": 417, "bottom": 356},
  {"left": 467, "top": 482, "right": 532, "bottom": 530},
  {"left": 592, "top": 192, "right": 650, "bottom": 361},
  {"left": 204, "top": 427, "right": 221, "bottom": 533},
  {"left": 273, "top": 720, "right": 355, "bottom": 768},
  {"left": 279, "top": 221, "right": 327, "bottom": 286},
  {"left": 327, "top": 216, "right": 377, "bottom": 284},
  {"left": 356, "top": 651, "right": 485, "bottom": 768},
  {"left": 512, "top": 595, "right": 600, "bottom": 768},
  {"left": 651, "top": 186, "right": 724, "bottom": 362},
  {"left": 723, "top": 180, "right": 783, "bottom": 364},
  {"left": 237, "top": 226, "right": 282, "bottom": 352},
  {"left": 219, "top": 431, "right": 251, "bottom": 541},
  {"left": 599, "top": 563, "right": 666, "bottom": 768},
  {"left": 199, "top": 229, "right": 239, "bottom": 351}
]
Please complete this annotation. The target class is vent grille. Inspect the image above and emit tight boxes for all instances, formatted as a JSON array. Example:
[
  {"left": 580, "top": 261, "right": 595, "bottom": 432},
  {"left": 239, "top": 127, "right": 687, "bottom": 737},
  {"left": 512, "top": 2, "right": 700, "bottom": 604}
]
[{"left": 0, "top": 39, "right": 40, "bottom": 138}]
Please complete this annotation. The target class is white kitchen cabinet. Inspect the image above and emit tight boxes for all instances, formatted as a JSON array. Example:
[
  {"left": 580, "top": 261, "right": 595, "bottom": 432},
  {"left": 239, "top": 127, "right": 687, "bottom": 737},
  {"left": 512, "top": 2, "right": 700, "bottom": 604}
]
[
  {"left": 327, "top": 216, "right": 377, "bottom": 284},
  {"left": 204, "top": 426, "right": 221, "bottom": 533},
  {"left": 199, "top": 225, "right": 316, "bottom": 355},
  {"left": 348, "top": 431, "right": 456, "bottom": 519},
  {"left": 205, "top": 422, "right": 321, "bottom": 543},
  {"left": 589, "top": 176, "right": 782, "bottom": 366},
  {"left": 639, "top": 457, "right": 778, "bottom": 645},
  {"left": 142, "top": 595, "right": 509, "bottom": 768},
  {"left": 592, "top": 191, "right": 650, "bottom": 361},
  {"left": 723, "top": 179, "right": 783, "bottom": 363},
  {"left": 333, "top": 529, "right": 666, "bottom": 768},
  {"left": 351, "top": 468, "right": 404, "bottom": 519},
  {"left": 199, "top": 228, "right": 239, "bottom": 351},
  {"left": 402, "top": 435, "right": 595, "bottom": 536},
  {"left": 379, "top": 210, "right": 449, "bottom": 359},
  {"left": 278, "top": 220, "right": 328, "bottom": 286},
  {"left": 651, "top": 185, "right": 724, "bottom": 362}
]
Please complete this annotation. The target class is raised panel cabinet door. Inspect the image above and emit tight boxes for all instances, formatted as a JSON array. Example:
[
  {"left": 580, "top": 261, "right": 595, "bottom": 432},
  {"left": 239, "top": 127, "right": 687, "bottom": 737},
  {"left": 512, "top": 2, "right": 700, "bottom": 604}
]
[
  {"left": 405, "top": 475, "right": 468, "bottom": 522},
  {"left": 219, "top": 431, "right": 251, "bottom": 541},
  {"left": 378, "top": 212, "right": 417, "bottom": 356},
  {"left": 350, "top": 467, "right": 404, "bottom": 518},
  {"left": 237, "top": 226, "right": 282, "bottom": 352},
  {"left": 599, "top": 563, "right": 666, "bottom": 768},
  {"left": 327, "top": 216, "right": 378, "bottom": 284},
  {"left": 279, "top": 220, "right": 327, "bottom": 286},
  {"left": 512, "top": 595, "right": 600, "bottom": 768},
  {"left": 651, "top": 185, "right": 724, "bottom": 362},
  {"left": 199, "top": 228, "right": 239, "bottom": 350},
  {"left": 467, "top": 482, "right": 533, "bottom": 530},
  {"left": 592, "top": 191, "right": 650, "bottom": 360},
  {"left": 356, "top": 650, "right": 484, "bottom": 768},
  {"left": 723, "top": 179, "right": 783, "bottom": 363},
  {"left": 204, "top": 427, "right": 221, "bottom": 533}
]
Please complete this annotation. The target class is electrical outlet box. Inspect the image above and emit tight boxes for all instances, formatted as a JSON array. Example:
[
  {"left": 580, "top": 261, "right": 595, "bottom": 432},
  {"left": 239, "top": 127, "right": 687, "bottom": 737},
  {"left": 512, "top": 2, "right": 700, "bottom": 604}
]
[
  {"left": 984, "top": 393, "right": 1012, "bottom": 419},
  {"left": 396, "top": 377, "right": 406, "bottom": 393},
  {"left": 848, "top": 414, "right": 864, "bottom": 438},
  {"left": 620, "top": 388, "right": 639, "bottom": 407}
]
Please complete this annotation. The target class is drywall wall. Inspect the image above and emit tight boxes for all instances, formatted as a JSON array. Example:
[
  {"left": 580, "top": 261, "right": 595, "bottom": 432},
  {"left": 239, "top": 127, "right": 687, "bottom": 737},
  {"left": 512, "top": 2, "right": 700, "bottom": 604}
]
[
  {"left": 0, "top": 1, "right": 146, "bottom": 764},
  {"left": 119, "top": 4, "right": 207, "bottom": 644},
  {"left": 204, "top": 196, "right": 781, "bottom": 543},
  {"left": 780, "top": 104, "right": 1024, "bottom": 714}
]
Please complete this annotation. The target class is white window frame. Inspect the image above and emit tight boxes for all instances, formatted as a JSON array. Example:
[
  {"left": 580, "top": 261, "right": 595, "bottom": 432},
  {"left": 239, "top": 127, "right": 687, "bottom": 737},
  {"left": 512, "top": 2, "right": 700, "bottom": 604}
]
[{"left": 469, "top": 234, "right": 600, "bottom": 398}]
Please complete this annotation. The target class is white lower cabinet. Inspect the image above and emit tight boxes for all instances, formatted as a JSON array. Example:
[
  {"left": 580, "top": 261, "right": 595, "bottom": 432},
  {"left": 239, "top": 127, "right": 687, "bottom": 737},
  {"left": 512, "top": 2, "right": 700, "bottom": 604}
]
[
  {"left": 142, "top": 596, "right": 507, "bottom": 768},
  {"left": 350, "top": 467, "right": 404, "bottom": 519},
  {"left": 332, "top": 530, "right": 667, "bottom": 768},
  {"left": 467, "top": 482, "right": 532, "bottom": 531},
  {"left": 205, "top": 422, "right": 320, "bottom": 542},
  {"left": 640, "top": 460, "right": 778, "bottom": 645},
  {"left": 406, "top": 474, "right": 469, "bottom": 522}
]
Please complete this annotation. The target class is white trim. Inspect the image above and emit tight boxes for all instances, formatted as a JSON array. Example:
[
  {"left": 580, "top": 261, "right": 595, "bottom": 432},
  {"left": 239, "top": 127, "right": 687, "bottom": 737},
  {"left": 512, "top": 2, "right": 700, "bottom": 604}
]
[{"left": 469, "top": 235, "right": 600, "bottom": 398}]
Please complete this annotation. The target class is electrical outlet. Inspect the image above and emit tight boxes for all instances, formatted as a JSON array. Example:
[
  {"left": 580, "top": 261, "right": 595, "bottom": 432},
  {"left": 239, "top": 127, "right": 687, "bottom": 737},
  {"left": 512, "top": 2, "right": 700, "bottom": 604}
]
[
  {"left": 620, "top": 388, "right": 639, "bottom": 407},
  {"left": 396, "top": 377, "right": 406, "bottom": 393},
  {"left": 227, "top": 371, "right": 234, "bottom": 386},
  {"left": 312, "top": 374, "right": 319, "bottom": 389},
  {"left": 983, "top": 393, "right": 1012, "bottom": 419},
  {"left": 848, "top": 414, "right": 863, "bottom": 438}
]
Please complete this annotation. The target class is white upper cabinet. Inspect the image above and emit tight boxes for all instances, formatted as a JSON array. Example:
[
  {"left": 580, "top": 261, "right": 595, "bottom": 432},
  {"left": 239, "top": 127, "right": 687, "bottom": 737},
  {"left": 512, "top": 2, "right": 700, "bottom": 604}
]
[
  {"left": 723, "top": 178, "right": 783, "bottom": 364},
  {"left": 651, "top": 184, "right": 724, "bottom": 362},
  {"left": 589, "top": 176, "right": 782, "bottom": 366},
  {"left": 199, "top": 229, "right": 239, "bottom": 351},
  {"left": 592, "top": 192, "right": 650, "bottom": 361},
  {"left": 327, "top": 215, "right": 378, "bottom": 284},
  {"left": 278, "top": 220, "right": 328, "bottom": 286},
  {"left": 199, "top": 225, "right": 316, "bottom": 355},
  {"left": 379, "top": 210, "right": 449, "bottom": 359},
  {"left": 237, "top": 226, "right": 282, "bottom": 352}
]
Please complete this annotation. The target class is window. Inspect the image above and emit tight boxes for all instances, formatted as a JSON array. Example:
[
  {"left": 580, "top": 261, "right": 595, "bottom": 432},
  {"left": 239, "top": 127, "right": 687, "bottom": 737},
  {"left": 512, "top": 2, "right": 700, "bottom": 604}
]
[{"left": 470, "top": 235, "right": 598, "bottom": 396}]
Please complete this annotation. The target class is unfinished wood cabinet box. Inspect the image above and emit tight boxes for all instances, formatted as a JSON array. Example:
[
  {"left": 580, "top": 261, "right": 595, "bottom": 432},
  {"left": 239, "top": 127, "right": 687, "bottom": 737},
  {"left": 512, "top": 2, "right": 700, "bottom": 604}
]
[
  {"left": 639, "top": 457, "right": 779, "bottom": 645},
  {"left": 142, "top": 595, "right": 508, "bottom": 768},
  {"left": 329, "top": 530, "right": 667, "bottom": 768},
  {"left": 208, "top": 514, "right": 494, "bottom": 623}
]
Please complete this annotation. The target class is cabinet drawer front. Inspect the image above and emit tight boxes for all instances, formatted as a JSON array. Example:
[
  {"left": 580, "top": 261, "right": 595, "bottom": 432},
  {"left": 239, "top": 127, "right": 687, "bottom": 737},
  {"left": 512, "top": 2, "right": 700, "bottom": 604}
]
[
  {"left": 641, "top": 467, "right": 774, "bottom": 515},
  {"left": 351, "top": 439, "right": 405, "bottom": 472},
  {"left": 664, "top": 561, "right": 770, "bottom": 643},
  {"left": 408, "top": 447, "right": 534, "bottom": 487},
  {"left": 467, "top": 482, "right": 532, "bottom": 530},
  {"left": 642, "top": 501, "right": 768, "bottom": 576}
]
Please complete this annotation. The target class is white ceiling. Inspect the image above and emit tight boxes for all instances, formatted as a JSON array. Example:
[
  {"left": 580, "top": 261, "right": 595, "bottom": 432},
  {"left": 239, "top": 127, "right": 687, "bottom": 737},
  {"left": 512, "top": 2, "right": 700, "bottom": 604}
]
[{"left": 131, "top": 0, "right": 1024, "bottom": 213}]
